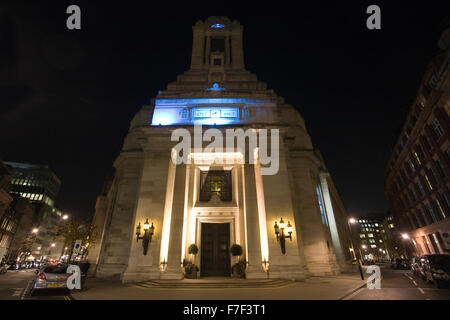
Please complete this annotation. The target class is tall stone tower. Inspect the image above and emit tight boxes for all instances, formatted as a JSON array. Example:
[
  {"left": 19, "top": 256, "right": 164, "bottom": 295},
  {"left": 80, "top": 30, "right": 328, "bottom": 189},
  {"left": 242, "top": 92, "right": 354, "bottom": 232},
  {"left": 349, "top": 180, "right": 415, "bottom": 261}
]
[{"left": 88, "top": 17, "right": 354, "bottom": 282}]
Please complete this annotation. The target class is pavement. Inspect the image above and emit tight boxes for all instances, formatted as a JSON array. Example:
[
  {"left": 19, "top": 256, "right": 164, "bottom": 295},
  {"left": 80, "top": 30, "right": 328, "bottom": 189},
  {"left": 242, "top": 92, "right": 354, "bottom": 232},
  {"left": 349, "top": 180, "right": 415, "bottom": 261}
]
[
  {"left": 69, "top": 272, "right": 366, "bottom": 300},
  {"left": 1, "top": 264, "right": 449, "bottom": 300}
]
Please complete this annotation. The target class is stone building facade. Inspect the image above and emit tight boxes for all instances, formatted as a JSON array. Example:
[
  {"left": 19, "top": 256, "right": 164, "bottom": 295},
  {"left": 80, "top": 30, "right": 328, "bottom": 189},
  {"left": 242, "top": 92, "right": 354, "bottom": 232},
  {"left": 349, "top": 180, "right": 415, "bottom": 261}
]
[
  {"left": 88, "top": 17, "right": 353, "bottom": 282},
  {"left": 384, "top": 27, "right": 450, "bottom": 257}
]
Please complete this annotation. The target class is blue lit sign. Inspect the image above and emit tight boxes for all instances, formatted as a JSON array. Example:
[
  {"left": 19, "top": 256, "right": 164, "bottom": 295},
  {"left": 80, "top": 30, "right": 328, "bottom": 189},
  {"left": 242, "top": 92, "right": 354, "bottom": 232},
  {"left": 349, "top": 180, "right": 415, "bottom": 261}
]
[{"left": 210, "top": 24, "right": 225, "bottom": 28}]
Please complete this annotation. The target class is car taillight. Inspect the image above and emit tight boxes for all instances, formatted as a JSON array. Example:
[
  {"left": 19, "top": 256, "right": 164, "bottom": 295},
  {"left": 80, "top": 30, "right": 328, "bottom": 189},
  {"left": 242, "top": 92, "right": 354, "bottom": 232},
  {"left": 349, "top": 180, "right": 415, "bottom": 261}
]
[{"left": 39, "top": 273, "right": 46, "bottom": 280}]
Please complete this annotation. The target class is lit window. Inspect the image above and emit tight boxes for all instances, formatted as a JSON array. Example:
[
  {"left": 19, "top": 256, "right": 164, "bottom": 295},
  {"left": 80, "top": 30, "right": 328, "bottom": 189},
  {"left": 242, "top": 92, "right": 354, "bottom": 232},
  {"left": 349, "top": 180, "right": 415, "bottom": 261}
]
[
  {"left": 360, "top": 234, "right": 366, "bottom": 238},
  {"left": 368, "top": 233, "right": 374, "bottom": 238},
  {"left": 413, "top": 152, "right": 421, "bottom": 165},
  {"left": 370, "top": 245, "right": 377, "bottom": 248},
  {"left": 424, "top": 175, "right": 433, "bottom": 190},
  {"left": 375, "top": 223, "right": 378, "bottom": 227},
  {"left": 379, "top": 239, "right": 383, "bottom": 243},
  {"left": 200, "top": 171, "right": 232, "bottom": 201},
  {"left": 389, "top": 224, "right": 394, "bottom": 228}
]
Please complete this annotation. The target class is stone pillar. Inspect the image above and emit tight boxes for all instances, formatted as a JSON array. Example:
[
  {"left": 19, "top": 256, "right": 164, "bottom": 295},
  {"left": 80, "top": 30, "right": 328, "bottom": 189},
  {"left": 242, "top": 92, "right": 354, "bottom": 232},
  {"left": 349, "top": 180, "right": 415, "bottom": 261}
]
[
  {"left": 190, "top": 22, "right": 205, "bottom": 70},
  {"left": 243, "top": 164, "right": 267, "bottom": 279},
  {"left": 261, "top": 144, "right": 307, "bottom": 280},
  {"left": 319, "top": 171, "right": 345, "bottom": 267},
  {"left": 96, "top": 151, "right": 143, "bottom": 278},
  {"left": 121, "top": 146, "right": 173, "bottom": 282},
  {"left": 231, "top": 23, "right": 244, "bottom": 70},
  {"left": 225, "top": 36, "right": 231, "bottom": 65},
  {"left": 205, "top": 36, "right": 211, "bottom": 66},
  {"left": 160, "top": 163, "right": 186, "bottom": 279}
]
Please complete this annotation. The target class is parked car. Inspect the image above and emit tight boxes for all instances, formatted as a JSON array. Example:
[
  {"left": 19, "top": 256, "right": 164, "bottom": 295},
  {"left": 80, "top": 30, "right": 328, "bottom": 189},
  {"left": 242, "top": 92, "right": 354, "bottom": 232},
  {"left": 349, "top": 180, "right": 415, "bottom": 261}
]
[
  {"left": 411, "top": 257, "right": 421, "bottom": 275},
  {"left": 417, "top": 254, "right": 450, "bottom": 288},
  {"left": 391, "top": 258, "right": 410, "bottom": 269},
  {"left": 0, "top": 263, "right": 8, "bottom": 274},
  {"left": 30, "top": 264, "right": 70, "bottom": 295}
]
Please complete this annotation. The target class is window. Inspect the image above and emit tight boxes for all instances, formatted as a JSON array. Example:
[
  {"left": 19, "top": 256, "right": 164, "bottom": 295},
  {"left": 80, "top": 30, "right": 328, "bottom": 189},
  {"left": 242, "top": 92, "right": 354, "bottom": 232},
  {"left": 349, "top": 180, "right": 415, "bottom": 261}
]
[
  {"left": 213, "top": 58, "right": 222, "bottom": 66},
  {"left": 408, "top": 159, "right": 415, "bottom": 172},
  {"left": 210, "top": 37, "right": 225, "bottom": 52},
  {"left": 410, "top": 187, "right": 418, "bottom": 202},
  {"left": 424, "top": 175, "right": 433, "bottom": 190},
  {"left": 370, "top": 245, "right": 377, "bottom": 248},
  {"left": 435, "top": 199, "right": 446, "bottom": 219},
  {"left": 369, "top": 239, "right": 375, "bottom": 243},
  {"left": 316, "top": 185, "right": 329, "bottom": 226},
  {"left": 425, "top": 203, "right": 438, "bottom": 223},
  {"left": 417, "top": 180, "right": 425, "bottom": 197},
  {"left": 424, "top": 135, "right": 433, "bottom": 150},
  {"left": 432, "top": 118, "right": 444, "bottom": 138},
  {"left": 436, "top": 159, "right": 448, "bottom": 180},
  {"left": 368, "top": 233, "right": 374, "bottom": 238},
  {"left": 360, "top": 234, "right": 366, "bottom": 238},
  {"left": 418, "top": 207, "right": 431, "bottom": 225},
  {"left": 413, "top": 152, "right": 421, "bottom": 165},
  {"left": 199, "top": 171, "right": 232, "bottom": 201}
]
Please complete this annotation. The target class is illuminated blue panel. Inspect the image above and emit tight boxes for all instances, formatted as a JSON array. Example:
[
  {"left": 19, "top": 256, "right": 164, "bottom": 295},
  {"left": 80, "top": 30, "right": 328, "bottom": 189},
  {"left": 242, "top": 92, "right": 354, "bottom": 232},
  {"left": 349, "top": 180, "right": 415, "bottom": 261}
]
[
  {"left": 210, "top": 24, "right": 224, "bottom": 28},
  {"left": 155, "top": 98, "right": 264, "bottom": 106},
  {"left": 151, "top": 108, "right": 180, "bottom": 125}
]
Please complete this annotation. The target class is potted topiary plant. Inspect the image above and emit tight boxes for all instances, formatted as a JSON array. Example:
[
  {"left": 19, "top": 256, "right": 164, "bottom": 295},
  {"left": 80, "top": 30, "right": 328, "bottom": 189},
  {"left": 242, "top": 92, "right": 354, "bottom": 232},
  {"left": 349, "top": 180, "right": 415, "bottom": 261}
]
[
  {"left": 185, "top": 244, "right": 199, "bottom": 279},
  {"left": 230, "top": 244, "right": 245, "bottom": 278}
]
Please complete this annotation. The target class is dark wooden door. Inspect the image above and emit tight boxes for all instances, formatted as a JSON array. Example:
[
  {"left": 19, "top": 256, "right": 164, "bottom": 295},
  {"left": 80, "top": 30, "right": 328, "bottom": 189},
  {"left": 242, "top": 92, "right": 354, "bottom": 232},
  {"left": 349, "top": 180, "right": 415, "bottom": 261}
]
[{"left": 200, "top": 223, "right": 230, "bottom": 277}]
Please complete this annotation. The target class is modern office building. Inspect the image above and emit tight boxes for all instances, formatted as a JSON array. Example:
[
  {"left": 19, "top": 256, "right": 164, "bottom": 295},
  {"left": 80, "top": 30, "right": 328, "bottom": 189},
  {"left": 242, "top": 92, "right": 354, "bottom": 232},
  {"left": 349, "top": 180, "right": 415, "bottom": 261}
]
[
  {"left": 88, "top": 17, "right": 354, "bottom": 282},
  {"left": 384, "top": 27, "right": 450, "bottom": 257},
  {"left": 0, "top": 161, "right": 14, "bottom": 260},
  {"left": 4, "top": 161, "right": 64, "bottom": 261}
]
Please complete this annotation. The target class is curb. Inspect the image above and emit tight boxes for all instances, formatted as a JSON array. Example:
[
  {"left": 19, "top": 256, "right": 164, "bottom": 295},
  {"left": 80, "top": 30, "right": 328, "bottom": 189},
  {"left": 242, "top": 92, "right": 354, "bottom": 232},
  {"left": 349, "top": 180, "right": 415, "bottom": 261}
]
[{"left": 337, "top": 281, "right": 366, "bottom": 300}]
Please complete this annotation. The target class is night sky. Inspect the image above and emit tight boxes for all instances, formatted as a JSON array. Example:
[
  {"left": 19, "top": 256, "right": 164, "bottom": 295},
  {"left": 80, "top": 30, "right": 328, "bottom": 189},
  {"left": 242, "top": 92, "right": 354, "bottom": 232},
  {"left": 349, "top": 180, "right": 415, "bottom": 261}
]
[{"left": 1, "top": 1, "right": 449, "bottom": 220}]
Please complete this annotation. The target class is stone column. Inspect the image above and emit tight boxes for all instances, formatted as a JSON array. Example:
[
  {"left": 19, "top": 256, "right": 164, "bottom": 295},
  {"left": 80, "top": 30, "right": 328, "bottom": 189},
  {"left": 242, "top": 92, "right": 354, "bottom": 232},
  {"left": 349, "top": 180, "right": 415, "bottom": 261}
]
[
  {"left": 319, "top": 171, "right": 345, "bottom": 267},
  {"left": 261, "top": 143, "right": 307, "bottom": 280},
  {"left": 160, "top": 163, "right": 187, "bottom": 279},
  {"left": 121, "top": 146, "right": 173, "bottom": 282},
  {"left": 231, "top": 23, "right": 244, "bottom": 70},
  {"left": 225, "top": 36, "right": 231, "bottom": 65},
  {"left": 190, "top": 23, "right": 205, "bottom": 70},
  {"left": 243, "top": 164, "right": 267, "bottom": 279},
  {"left": 205, "top": 36, "right": 211, "bottom": 66}
]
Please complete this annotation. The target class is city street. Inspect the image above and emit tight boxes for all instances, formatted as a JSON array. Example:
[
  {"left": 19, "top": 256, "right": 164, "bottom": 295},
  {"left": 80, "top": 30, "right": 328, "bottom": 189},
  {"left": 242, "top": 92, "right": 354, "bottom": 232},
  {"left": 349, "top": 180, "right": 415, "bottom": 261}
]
[
  {"left": 0, "top": 269, "right": 71, "bottom": 300},
  {"left": 0, "top": 264, "right": 449, "bottom": 300},
  {"left": 344, "top": 264, "right": 450, "bottom": 300}
]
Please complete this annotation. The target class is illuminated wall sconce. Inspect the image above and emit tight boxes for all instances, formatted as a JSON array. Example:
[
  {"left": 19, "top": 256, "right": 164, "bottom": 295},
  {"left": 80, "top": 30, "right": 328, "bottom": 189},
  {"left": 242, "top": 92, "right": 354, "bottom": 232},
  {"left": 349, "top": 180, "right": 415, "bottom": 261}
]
[
  {"left": 135, "top": 218, "right": 155, "bottom": 255},
  {"left": 274, "top": 218, "right": 293, "bottom": 254}
]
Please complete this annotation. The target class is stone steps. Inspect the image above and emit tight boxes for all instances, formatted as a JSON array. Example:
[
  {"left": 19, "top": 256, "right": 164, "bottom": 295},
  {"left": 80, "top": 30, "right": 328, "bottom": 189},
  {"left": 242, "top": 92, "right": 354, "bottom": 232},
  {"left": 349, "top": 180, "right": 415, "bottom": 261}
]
[{"left": 131, "top": 278, "right": 295, "bottom": 289}]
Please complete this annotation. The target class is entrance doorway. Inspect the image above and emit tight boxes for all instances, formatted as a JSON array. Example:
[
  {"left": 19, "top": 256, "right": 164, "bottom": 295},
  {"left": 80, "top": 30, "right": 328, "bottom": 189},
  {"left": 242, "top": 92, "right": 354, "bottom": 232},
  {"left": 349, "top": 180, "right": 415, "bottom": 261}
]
[{"left": 200, "top": 223, "right": 230, "bottom": 277}]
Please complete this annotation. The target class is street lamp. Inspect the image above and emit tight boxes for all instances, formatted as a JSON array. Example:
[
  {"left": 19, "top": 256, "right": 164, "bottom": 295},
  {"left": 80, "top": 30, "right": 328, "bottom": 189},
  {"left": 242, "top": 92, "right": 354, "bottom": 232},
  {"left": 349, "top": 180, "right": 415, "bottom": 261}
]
[
  {"left": 274, "top": 218, "right": 293, "bottom": 254},
  {"left": 401, "top": 233, "right": 409, "bottom": 240},
  {"left": 62, "top": 214, "right": 69, "bottom": 220},
  {"left": 32, "top": 228, "right": 39, "bottom": 233},
  {"left": 136, "top": 218, "right": 155, "bottom": 255}
]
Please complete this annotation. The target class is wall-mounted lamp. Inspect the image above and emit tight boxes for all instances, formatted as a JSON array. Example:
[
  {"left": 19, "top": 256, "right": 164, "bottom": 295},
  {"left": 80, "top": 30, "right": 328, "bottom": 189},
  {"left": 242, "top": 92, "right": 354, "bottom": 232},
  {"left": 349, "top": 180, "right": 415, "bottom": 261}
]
[
  {"left": 136, "top": 218, "right": 155, "bottom": 255},
  {"left": 274, "top": 218, "right": 293, "bottom": 254}
]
